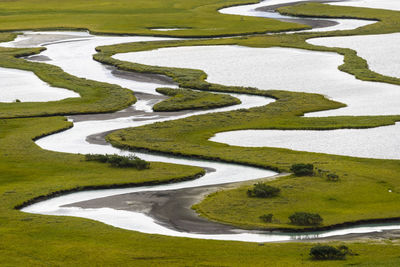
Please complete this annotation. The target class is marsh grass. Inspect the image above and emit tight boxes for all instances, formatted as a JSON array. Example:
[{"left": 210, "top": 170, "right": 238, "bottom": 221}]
[
  {"left": 0, "top": 44, "right": 136, "bottom": 118},
  {"left": 154, "top": 87, "right": 240, "bottom": 111},
  {"left": 0, "top": 0, "right": 308, "bottom": 37},
  {"left": 102, "top": 4, "right": 400, "bottom": 230},
  {"left": 2, "top": 117, "right": 393, "bottom": 266},
  {"left": 2, "top": 2, "right": 400, "bottom": 265}
]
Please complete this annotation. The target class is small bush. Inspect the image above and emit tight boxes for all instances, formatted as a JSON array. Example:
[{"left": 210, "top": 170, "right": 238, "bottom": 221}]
[
  {"left": 259, "top": 213, "right": 273, "bottom": 223},
  {"left": 327, "top": 173, "right": 339, "bottom": 182},
  {"left": 85, "top": 154, "right": 109, "bottom": 163},
  {"left": 85, "top": 154, "right": 150, "bottom": 170},
  {"left": 310, "top": 245, "right": 350, "bottom": 260},
  {"left": 15, "top": 99, "right": 21, "bottom": 103},
  {"left": 290, "top": 163, "right": 314, "bottom": 176},
  {"left": 289, "top": 212, "right": 323, "bottom": 226},
  {"left": 247, "top": 182, "right": 280, "bottom": 198}
]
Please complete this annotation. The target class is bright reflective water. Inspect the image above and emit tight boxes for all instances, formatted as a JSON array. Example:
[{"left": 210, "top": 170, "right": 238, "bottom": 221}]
[{"left": 115, "top": 45, "right": 400, "bottom": 117}]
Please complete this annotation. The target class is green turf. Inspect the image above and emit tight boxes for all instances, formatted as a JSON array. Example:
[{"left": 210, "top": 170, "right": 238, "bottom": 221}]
[
  {"left": 102, "top": 4, "right": 400, "bottom": 230},
  {"left": 3, "top": 117, "right": 400, "bottom": 266},
  {"left": 0, "top": 44, "right": 136, "bottom": 118},
  {"left": 2, "top": 1, "right": 400, "bottom": 265},
  {"left": 0, "top": 0, "right": 308, "bottom": 37},
  {"left": 153, "top": 87, "right": 241, "bottom": 111}
]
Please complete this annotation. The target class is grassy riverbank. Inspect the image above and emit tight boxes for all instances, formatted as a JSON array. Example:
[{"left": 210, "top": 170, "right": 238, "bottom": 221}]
[
  {"left": 3, "top": 1, "right": 400, "bottom": 266},
  {"left": 0, "top": 0, "right": 307, "bottom": 37},
  {"left": 4, "top": 117, "right": 400, "bottom": 265},
  {"left": 0, "top": 117, "right": 205, "bottom": 207},
  {"left": 154, "top": 87, "right": 241, "bottom": 111},
  {"left": 103, "top": 4, "right": 400, "bottom": 230},
  {"left": 108, "top": 87, "right": 400, "bottom": 230},
  {"left": 0, "top": 37, "right": 136, "bottom": 118}
]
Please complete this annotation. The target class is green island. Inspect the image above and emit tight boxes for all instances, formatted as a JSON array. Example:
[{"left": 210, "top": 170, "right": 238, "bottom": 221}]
[
  {"left": 1, "top": 0, "right": 400, "bottom": 265},
  {"left": 0, "top": 38, "right": 136, "bottom": 118},
  {"left": 153, "top": 87, "right": 241, "bottom": 111}
]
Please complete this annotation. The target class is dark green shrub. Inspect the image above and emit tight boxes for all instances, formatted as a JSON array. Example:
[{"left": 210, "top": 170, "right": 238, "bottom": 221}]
[
  {"left": 290, "top": 163, "right": 314, "bottom": 176},
  {"left": 85, "top": 154, "right": 109, "bottom": 163},
  {"left": 288, "top": 212, "right": 323, "bottom": 226},
  {"left": 259, "top": 213, "right": 273, "bottom": 223},
  {"left": 309, "top": 245, "right": 349, "bottom": 260},
  {"left": 247, "top": 182, "right": 280, "bottom": 198},
  {"left": 85, "top": 154, "right": 150, "bottom": 170},
  {"left": 327, "top": 173, "right": 339, "bottom": 182},
  {"left": 15, "top": 99, "right": 21, "bottom": 103}
]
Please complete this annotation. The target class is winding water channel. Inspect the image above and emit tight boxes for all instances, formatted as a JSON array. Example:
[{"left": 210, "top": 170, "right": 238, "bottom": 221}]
[{"left": 4, "top": 0, "right": 400, "bottom": 242}]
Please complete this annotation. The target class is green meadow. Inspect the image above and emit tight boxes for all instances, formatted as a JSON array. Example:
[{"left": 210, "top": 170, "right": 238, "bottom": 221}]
[
  {"left": 104, "top": 4, "right": 400, "bottom": 231},
  {"left": 1, "top": 0, "right": 400, "bottom": 265},
  {"left": 0, "top": 0, "right": 306, "bottom": 36}
]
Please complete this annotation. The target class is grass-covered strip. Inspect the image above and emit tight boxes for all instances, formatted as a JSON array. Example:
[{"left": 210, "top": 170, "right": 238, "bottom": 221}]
[
  {"left": 0, "top": 0, "right": 308, "bottom": 37},
  {"left": 107, "top": 86, "right": 400, "bottom": 230},
  {"left": 153, "top": 87, "right": 241, "bottom": 111},
  {"left": 101, "top": 3, "right": 400, "bottom": 230},
  {"left": 278, "top": 2, "right": 400, "bottom": 36},
  {"left": 2, "top": 2, "right": 400, "bottom": 265},
  {"left": 0, "top": 40, "right": 136, "bottom": 118},
  {"left": 93, "top": 2, "right": 400, "bottom": 92},
  {"left": 3, "top": 118, "right": 400, "bottom": 265},
  {"left": 0, "top": 117, "right": 205, "bottom": 207}
]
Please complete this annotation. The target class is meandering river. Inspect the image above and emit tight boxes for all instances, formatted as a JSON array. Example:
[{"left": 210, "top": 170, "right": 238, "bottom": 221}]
[{"left": 4, "top": 0, "right": 400, "bottom": 242}]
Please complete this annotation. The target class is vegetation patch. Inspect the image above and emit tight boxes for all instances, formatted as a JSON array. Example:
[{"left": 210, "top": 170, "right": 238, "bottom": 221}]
[
  {"left": 85, "top": 154, "right": 150, "bottom": 169},
  {"left": 0, "top": 44, "right": 136, "bottom": 118},
  {"left": 259, "top": 213, "right": 273, "bottom": 223},
  {"left": 0, "top": 119, "right": 387, "bottom": 267},
  {"left": 310, "top": 244, "right": 353, "bottom": 260},
  {"left": 247, "top": 182, "right": 280, "bottom": 198},
  {"left": 103, "top": 3, "right": 400, "bottom": 231},
  {"left": 289, "top": 212, "right": 323, "bottom": 226},
  {"left": 2, "top": 1, "right": 400, "bottom": 266},
  {"left": 153, "top": 87, "right": 240, "bottom": 112},
  {"left": 290, "top": 163, "right": 314, "bottom": 176},
  {"left": 0, "top": 0, "right": 308, "bottom": 37}
]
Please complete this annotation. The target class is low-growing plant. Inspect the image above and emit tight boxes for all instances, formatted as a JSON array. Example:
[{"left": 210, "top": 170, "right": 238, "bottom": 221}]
[
  {"left": 309, "top": 244, "right": 352, "bottom": 260},
  {"left": 288, "top": 212, "right": 323, "bottom": 226},
  {"left": 85, "top": 154, "right": 150, "bottom": 170},
  {"left": 259, "top": 213, "right": 273, "bottom": 223},
  {"left": 85, "top": 154, "right": 109, "bottom": 163},
  {"left": 316, "top": 167, "right": 340, "bottom": 181},
  {"left": 247, "top": 182, "right": 280, "bottom": 198},
  {"left": 327, "top": 173, "right": 339, "bottom": 182},
  {"left": 290, "top": 163, "right": 314, "bottom": 176}
]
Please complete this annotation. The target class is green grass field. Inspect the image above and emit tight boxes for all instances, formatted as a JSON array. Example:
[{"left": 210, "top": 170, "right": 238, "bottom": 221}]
[
  {"left": 0, "top": 0, "right": 307, "bottom": 36},
  {"left": 0, "top": 41, "right": 136, "bottom": 118},
  {"left": 104, "top": 4, "right": 400, "bottom": 231},
  {"left": 2, "top": 0, "right": 400, "bottom": 265},
  {"left": 4, "top": 118, "right": 400, "bottom": 266}
]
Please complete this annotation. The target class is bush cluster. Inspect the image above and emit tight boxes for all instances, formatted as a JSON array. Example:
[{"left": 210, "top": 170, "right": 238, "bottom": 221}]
[
  {"left": 85, "top": 154, "right": 150, "bottom": 170},
  {"left": 327, "top": 173, "right": 339, "bottom": 181},
  {"left": 259, "top": 213, "right": 273, "bottom": 223},
  {"left": 290, "top": 163, "right": 314, "bottom": 176},
  {"left": 288, "top": 212, "right": 323, "bottom": 226},
  {"left": 316, "top": 168, "right": 340, "bottom": 182},
  {"left": 247, "top": 182, "right": 280, "bottom": 198},
  {"left": 310, "top": 245, "right": 351, "bottom": 260}
]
